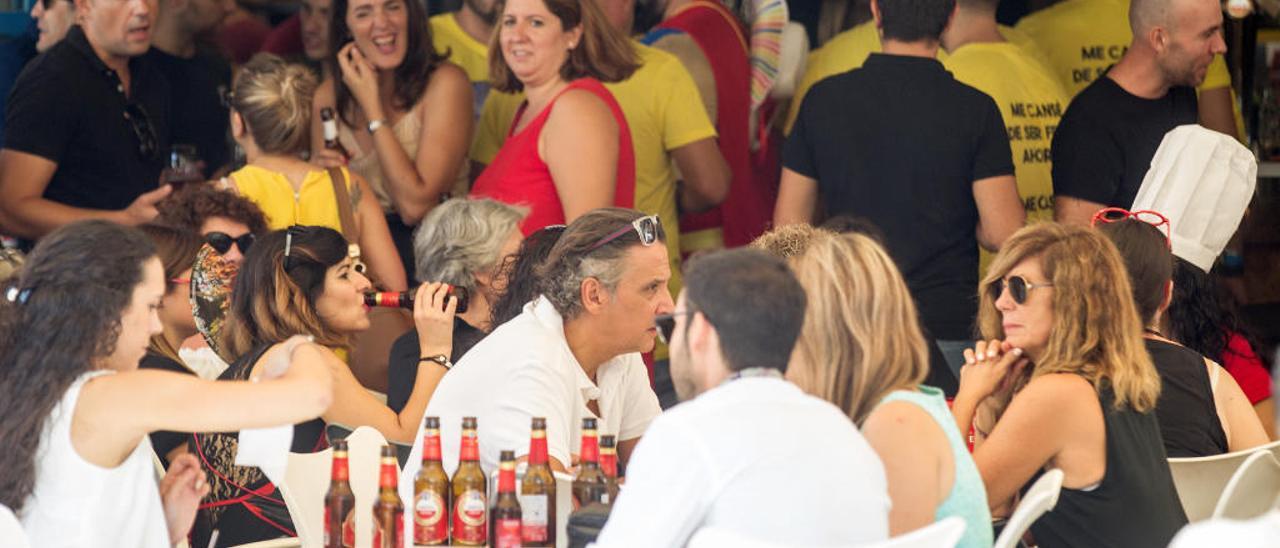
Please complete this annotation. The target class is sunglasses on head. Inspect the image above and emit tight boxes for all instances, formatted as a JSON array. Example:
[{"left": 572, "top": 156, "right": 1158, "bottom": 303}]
[
  {"left": 205, "top": 231, "right": 255, "bottom": 255},
  {"left": 123, "top": 103, "right": 158, "bottom": 161},
  {"left": 586, "top": 215, "right": 660, "bottom": 253},
  {"left": 1090, "top": 207, "right": 1171, "bottom": 248},
  {"left": 988, "top": 275, "right": 1054, "bottom": 305}
]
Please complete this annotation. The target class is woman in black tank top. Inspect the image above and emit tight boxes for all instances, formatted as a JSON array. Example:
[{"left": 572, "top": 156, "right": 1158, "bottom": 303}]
[
  {"left": 191, "top": 226, "right": 458, "bottom": 546},
  {"left": 951, "top": 224, "right": 1186, "bottom": 548},
  {"left": 1096, "top": 218, "right": 1269, "bottom": 456}
]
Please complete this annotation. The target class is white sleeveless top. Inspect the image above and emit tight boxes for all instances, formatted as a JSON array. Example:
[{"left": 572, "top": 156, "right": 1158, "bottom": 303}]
[{"left": 20, "top": 371, "right": 170, "bottom": 547}]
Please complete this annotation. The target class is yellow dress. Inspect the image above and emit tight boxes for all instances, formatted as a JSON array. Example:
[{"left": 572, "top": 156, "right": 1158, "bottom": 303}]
[{"left": 230, "top": 164, "right": 357, "bottom": 231}]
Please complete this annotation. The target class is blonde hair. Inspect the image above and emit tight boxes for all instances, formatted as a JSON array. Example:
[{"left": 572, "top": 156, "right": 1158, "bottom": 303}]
[
  {"left": 789, "top": 232, "right": 931, "bottom": 425},
  {"left": 979, "top": 223, "right": 1160, "bottom": 412},
  {"left": 751, "top": 224, "right": 833, "bottom": 260},
  {"left": 232, "top": 54, "right": 318, "bottom": 155}
]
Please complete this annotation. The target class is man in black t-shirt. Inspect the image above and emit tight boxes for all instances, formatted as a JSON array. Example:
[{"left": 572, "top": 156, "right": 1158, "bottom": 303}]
[
  {"left": 776, "top": 0, "right": 1025, "bottom": 377},
  {"left": 152, "top": 0, "right": 235, "bottom": 178},
  {"left": 0, "top": 0, "right": 175, "bottom": 246},
  {"left": 1052, "top": 0, "right": 1227, "bottom": 225}
]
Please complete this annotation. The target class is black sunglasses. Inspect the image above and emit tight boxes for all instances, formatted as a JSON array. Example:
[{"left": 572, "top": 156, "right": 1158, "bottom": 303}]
[
  {"left": 123, "top": 103, "right": 158, "bottom": 160},
  {"left": 205, "top": 231, "right": 255, "bottom": 255},
  {"left": 654, "top": 310, "right": 697, "bottom": 344},
  {"left": 988, "top": 275, "right": 1054, "bottom": 305}
]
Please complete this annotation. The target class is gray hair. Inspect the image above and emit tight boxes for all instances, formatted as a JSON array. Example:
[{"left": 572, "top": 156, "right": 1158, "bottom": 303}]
[
  {"left": 535, "top": 208, "right": 666, "bottom": 320},
  {"left": 412, "top": 198, "right": 528, "bottom": 285}
]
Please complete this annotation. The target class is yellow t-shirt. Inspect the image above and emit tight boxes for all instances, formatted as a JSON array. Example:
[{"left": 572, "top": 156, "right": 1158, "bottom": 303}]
[
  {"left": 431, "top": 13, "right": 489, "bottom": 83},
  {"left": 472, "top": 42, "right": 719, "bottom": 297},
  {"left": 1015, "top": 0, "right": 1231, "bottom": 96},
  {"left": 943, "top": 42, "right": 1067, "bottom": 274},
  {"left": 231, "top": 164, "right": 356, "bottom": 232},
  {"left": 784, "top": 22, "right": 1041, "bottom": 134},
  {"left": 431, "top": 13, "right": 493, "bottom": 119}
]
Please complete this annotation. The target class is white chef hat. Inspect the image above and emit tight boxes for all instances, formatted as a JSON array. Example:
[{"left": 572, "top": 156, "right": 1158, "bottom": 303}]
[{"left": 1132, "top": 124, "right": 1257, "bottom": 273}]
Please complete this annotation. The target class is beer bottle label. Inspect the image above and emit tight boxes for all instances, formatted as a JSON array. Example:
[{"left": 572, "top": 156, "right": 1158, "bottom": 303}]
[
  {"left": 453, "top": 489, "right": 488, "bottom": 543},
  {"left": 518, "top": 494, "right": 549, "bottom": 542},
  {"left": 372, "top": 511, "right": 405, "bottom": 548},
  {"left": 413, "top": 490, "right": 448, "bottom": 544},
  {"left": 495, "top": 518, "right": 523, "bottom": 548},
  {"left": 342, "top": 509, "right": 357, "bottom": 547}
]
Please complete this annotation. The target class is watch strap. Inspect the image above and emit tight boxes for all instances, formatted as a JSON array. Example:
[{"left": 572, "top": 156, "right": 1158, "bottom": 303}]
[{"left": 419, "top": 354, "right": 452, "bottom": 370}]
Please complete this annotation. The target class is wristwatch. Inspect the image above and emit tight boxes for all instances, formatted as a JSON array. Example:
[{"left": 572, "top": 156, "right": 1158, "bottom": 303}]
[
  {"left": 367, "top": 119, "right": 386, "bottom": 133},
  {"left": 419, "top": 354, "right": 452, "bottom": 370}
]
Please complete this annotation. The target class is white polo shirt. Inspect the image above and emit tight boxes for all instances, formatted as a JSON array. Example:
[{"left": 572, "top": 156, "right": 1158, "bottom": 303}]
[
  {"left": 398, "top": 296, "right": 661, "bottom": 498},
  {"left": 594, "top": 376, "right": 891, "bottom": 547}
]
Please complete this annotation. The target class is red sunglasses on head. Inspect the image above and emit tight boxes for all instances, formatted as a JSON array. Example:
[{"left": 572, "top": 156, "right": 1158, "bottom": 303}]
[{"left": 1090, "top": 207, "right": 1171, "bottom": 248}]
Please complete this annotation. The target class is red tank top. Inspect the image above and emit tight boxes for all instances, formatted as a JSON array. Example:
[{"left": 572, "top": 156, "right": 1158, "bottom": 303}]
[{"left": 471, "top": 78, "right": 635, "bottom": 234}]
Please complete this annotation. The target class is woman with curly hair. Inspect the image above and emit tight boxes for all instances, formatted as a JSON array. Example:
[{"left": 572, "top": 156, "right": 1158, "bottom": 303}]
[
  {"left": 0, "top": 220, "right": 332, "bottom": 547},
  {"left": 1167, "top": 258, "right": 1276, "bottom": 439}
]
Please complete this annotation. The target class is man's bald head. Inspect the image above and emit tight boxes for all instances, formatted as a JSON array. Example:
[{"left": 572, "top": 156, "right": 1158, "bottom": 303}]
[{"left": 1130, "top": 0, "right": 1172, "bottom": 35}]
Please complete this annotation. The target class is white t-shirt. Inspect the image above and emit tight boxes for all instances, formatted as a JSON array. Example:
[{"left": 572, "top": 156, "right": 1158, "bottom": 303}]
[
  {"left": 594, "top": 377, "right": 891, "bottom": 547},
  {"left": 21, "top": 371, "right": 170, "bottom": 547},
  {"left": 397, "top": 297, "right": 661, "bottom": 511}
]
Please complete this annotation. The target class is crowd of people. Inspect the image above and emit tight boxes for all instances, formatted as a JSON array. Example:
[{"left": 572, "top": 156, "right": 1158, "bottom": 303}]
[{"left": 0, "top": 0, "right": 1277, "bottom": 545}]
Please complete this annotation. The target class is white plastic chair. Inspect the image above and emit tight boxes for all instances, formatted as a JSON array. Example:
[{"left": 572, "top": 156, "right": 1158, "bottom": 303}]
[
  {"left": 1168, "top": 440, "right": 1280, "bottom": 521},
  {"left": 343, "top": 426, "right": 388, "bottom": 548},
  {"left": 1212, "top": 450, "right": 1280, "bottom": 520},
  {"left": 0, "top": 503, "right": 30, "bottom": 548},
  {"left": 993, "top": 468, "right": 1065, "bottom": 548},
  {"left": 276, "top": 447, "right": 332, "bottom": 547},
  {"left": 858, "top": 516, "right": 967, "bottom": 548},
  {"left": 275, "top": 426, "right": 388, "bottom": 548}
]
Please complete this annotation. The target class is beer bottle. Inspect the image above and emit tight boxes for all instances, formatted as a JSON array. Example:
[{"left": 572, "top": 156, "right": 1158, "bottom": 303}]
[
  {"left": 413, "top": 417, "right": 450, "bottom": 545},
  {"left": 372, "top": 444, "right": 404, "bottom": 548},
  {"left": 599, "top": 434, "right": 620, "bottom": 503},
  {"left": 320, "top": 107, "right": 349, "bottom": 158},
  {"left": 520, "top": 418, "right": 556, "bottom": 546},
  {"left": 324, "top": 440, "right": 357, "bottom": 548},
  {"left": 452, "top": 416, "right": 488, "bottom": 545},
  {"left": 571, "top": 417, "right": 610, "bottom": 507},
  {"left": 364, "top": 286, "right": 469, "bottom": 314},
  {"left": 491, "top": 450, "right": 523, "bottom": 548}
]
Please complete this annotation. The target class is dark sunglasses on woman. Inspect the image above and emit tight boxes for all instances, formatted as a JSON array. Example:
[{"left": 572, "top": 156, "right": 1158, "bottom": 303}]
[
  {"left": 987, "top": 275, "right": 1054, "bottom": 305},
  {"left": 205, "top": 232, "right": 255, "bottom": 255}
]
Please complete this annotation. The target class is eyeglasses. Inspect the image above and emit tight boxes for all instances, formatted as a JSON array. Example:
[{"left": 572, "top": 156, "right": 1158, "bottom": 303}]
[
  {"left": 123, "top": 103, "right": 158, "bottom": 160},
  {"left": 1090, "top": 207, "right": 1171, "bottom": 248},
  {"left": 654, "top": 310, "right": 697, "bottom": 344},
  {"left": 205, "top": 232, "right": 255, "bottom": 255},
  {"left": 586, "top": 215, "right": 660, "bottom": 253},
  {"left": 988, "top": 275, "right": 1054, "bottom": 305}
]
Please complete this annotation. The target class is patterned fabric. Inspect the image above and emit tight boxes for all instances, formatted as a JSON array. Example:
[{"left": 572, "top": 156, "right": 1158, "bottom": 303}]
[
  {"left": 192, "top": 343, "right": 327, "bottom": 546},
  {"left": 190, "top": 244, "right": 238, "bottom": 363}
]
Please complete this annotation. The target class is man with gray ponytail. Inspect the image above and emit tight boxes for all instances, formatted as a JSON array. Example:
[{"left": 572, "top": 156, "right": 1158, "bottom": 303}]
[{"left": 398, "top": 208, "right": 669, "bottom": 494}]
